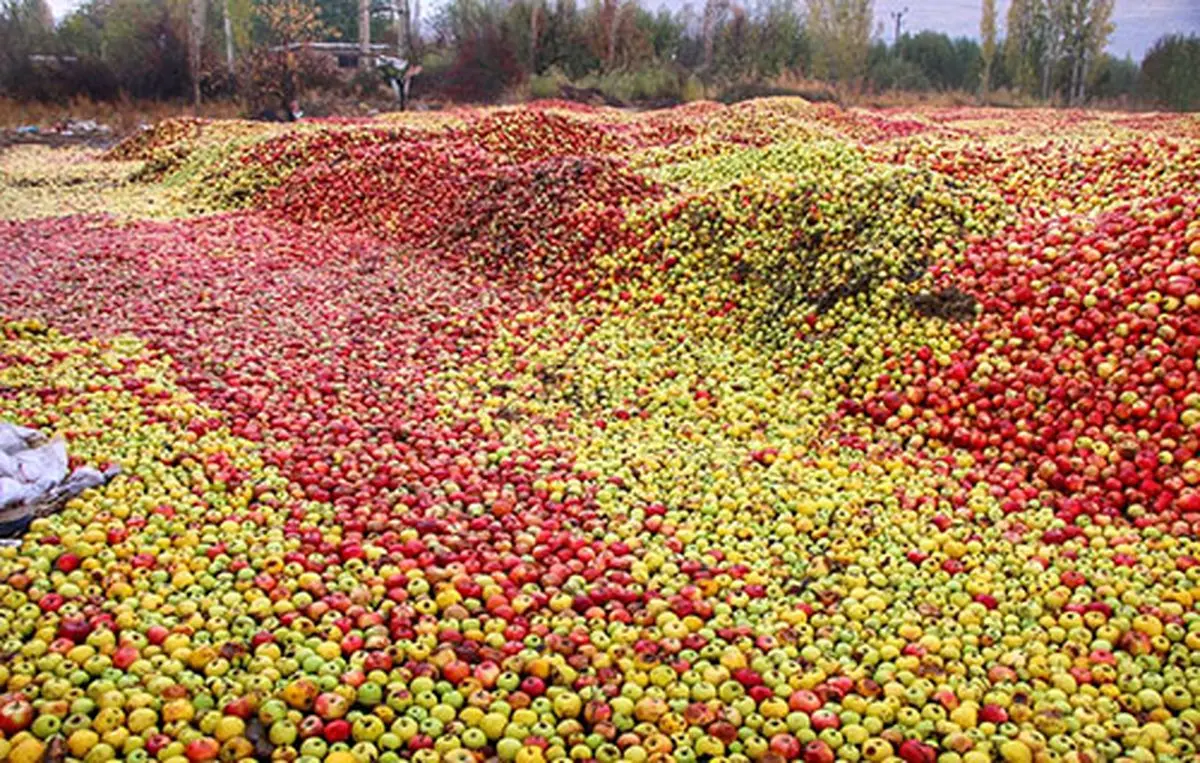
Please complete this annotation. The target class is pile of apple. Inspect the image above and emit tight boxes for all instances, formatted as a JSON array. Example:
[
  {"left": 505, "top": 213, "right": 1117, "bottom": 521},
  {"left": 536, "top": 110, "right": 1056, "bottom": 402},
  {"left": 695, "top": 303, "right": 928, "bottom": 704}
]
[
  {"left": 852, "top": 193, "right": 1200, "bottom": 530},
  {"left": 2, "top": 102, "right": 1200, "bottom": 763}
]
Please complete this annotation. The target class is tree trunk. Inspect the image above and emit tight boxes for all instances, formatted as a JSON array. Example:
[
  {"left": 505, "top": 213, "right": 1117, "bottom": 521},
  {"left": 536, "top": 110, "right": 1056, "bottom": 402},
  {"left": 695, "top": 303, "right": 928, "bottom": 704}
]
[
  {"left": 530, "top": 1, "right": 541, "bottom": 73},
  {"left": 1040, "top": 42, "right": 1054, "bottom": 101},
  {"left": 223, "top": 0, "right": 234, "bottom": 73},
  {"left": 359, "top": 0, "right": 370, "bottom": 67},
  {"left": 394, "top": 0, "right": 406, "bottom": 58},
  {"left": 190, "top": 0, "right": 206, "bottom": 107},
  {"left": 410, "top": 0, "right": 419, "bottom": 61},
  {"left": 606, "top": 0, "right": 618, "bottom": 69},
  {"left": 1075, "top": 53, "right": 1087, "bottom": 104}
]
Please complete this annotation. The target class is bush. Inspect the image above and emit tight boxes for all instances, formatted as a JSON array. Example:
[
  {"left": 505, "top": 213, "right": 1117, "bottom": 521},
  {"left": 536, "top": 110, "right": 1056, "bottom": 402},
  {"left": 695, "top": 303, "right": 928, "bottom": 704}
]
[
  {"left": 439, "top": 30, "right": 525, "bottom": 103},
  {"left": 529, "top": 67, "right": 568, "bottom": 100},
  {"left": 868, "top": 55, "right": 932, "bottom": 92},
  {"left": 717, "top": 79, "right": 837, "bottom": 105},
  {"left": 1, "top": 57, "right": 121, "bottom": 103},
  {"left": 681, "top": 74, "right": 706, "bottom": 102},
  {"left": 576, "top": 66, "right": 682, "bottom": 105}
]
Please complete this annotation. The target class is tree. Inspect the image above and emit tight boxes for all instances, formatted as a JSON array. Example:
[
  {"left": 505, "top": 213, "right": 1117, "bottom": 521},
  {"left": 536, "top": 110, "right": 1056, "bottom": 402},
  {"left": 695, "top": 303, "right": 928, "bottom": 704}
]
[
  {"left": 1021, "top": 0, "right": 1113, "bottom": 103},
  {"left": 1005, "top": 0, "right": 1046, "bottom": 96},
  {"left": 700, "top": 0, "right": 729, "bottom": 72},
  {"left": 58, "top": 0, "right": 191, "bottom": 99},
  {"left": 190, "top": 0, "right": 208, "bottom": 104},
  {"left": 1073, "top": 0, "right": 1113, "bottom": 103},
  {"left": 243, "top": 0, "right": 333, "bottom": 111},
  {"left": 714, "top": 4, "right": 749, "bottom": 76},
  {"left": 1089, "top": 52, "right": 1134, "bottom": 101},
  {"left": 750, "top": 0, "right": 808, "bottom": 77},
  {"left": 358, "top": 0, "right": 369, "bottom": 67},
  {"left": 978, "top": 0, "right": 995, "bottom": 96},
  {"left": 1139, "top": 34, "right": 1200, "bottom": 111},
  {"left": 0, "top": 0, "right": 56, "bottom": 94},
  {"left": 883, "top": 32, "right": 979, "bottom": 91},
  {"left": 807, "top": 0, "right": 871, "bottom": 83}
]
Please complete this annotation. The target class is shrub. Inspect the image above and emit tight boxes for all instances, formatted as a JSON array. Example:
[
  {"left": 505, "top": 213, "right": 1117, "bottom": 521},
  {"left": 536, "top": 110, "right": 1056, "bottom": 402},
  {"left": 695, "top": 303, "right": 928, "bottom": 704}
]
[{"left": 529, "top": 67, "right": 568, "bottom": 100}]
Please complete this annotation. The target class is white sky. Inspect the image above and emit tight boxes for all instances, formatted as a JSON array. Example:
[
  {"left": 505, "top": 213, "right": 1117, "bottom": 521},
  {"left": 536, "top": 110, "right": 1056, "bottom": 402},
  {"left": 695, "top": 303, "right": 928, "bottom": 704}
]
[
  {"left": 47, "top": 0, "right": 1200, "bottom": 60},
  {"left": 868, "top": 0, "right": 1200, "bottom": 60}
]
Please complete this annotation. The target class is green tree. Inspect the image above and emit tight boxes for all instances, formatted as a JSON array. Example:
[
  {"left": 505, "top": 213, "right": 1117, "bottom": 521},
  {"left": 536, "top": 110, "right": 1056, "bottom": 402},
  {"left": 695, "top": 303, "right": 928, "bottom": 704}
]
[
  {"left": 750, "top": 0, "right": 808, "bottom": 77},
  {"left": 1005, "top": 0, "right": 1047, "bottom": 96},
  {"left": 1049, "top": 0, "right": 1112, "bottom": 104},
  {"left": 1139, "top": 34, "right": 1200, "bottom": 111},
  {"left": 68, "top": 0, "right": 192, "bottom": 99},
  {"left": 807, "top": 0, "right": 871, "bottom": 83},
  {"left": 1089, "top": 52, "right": 1134, "bottom": 101},
  {"left": 894, "top": 32, "right": 978, "bottom": 91}
]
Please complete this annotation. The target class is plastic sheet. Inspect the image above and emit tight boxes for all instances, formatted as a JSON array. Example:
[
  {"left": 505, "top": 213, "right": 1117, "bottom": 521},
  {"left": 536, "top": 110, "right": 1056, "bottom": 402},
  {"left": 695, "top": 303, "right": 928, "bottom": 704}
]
[{"left": 0, "top": 421, "right": 119, "bottom": 518}]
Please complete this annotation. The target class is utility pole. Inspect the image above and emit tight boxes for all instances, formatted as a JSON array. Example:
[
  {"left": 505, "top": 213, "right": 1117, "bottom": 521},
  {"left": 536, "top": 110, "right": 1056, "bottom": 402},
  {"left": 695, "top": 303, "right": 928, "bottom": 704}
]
[{"left": 890, "top": 6, "right": 907, "bottom": 48}]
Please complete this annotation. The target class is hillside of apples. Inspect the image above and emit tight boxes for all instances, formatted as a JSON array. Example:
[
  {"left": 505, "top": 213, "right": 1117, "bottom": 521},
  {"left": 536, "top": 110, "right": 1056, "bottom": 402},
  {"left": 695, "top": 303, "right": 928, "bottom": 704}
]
[{"left": 1, "top": 100, "right": 1200, "bottom": 763}]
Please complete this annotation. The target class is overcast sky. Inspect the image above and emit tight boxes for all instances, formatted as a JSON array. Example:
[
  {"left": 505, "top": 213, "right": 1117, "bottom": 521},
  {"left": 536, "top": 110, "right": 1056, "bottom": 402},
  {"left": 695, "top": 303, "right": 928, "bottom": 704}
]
[
  {"left": 868, "top": 0, "right": 1200, "bottom": 60},
  {"left": 46, "top": 0, "right": 1200, "bottom": 60}
]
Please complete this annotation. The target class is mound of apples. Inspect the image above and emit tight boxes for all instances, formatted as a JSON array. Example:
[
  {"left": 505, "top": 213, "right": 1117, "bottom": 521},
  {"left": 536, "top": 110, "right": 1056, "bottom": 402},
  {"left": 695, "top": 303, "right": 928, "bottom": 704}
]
[{"left": 2, "top": 102, "right": 1200, "bottom": 763}]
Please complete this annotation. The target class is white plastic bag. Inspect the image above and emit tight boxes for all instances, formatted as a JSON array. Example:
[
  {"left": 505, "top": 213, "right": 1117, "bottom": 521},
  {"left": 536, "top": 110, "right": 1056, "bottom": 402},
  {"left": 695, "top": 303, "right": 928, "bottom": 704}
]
[
  {"left": 0, "top": 477, "right": 41, "bottom": 507},
  {"left": 0, "top": 450, "right": 16, "bottom": 478},
  {"left": 13, "top": 439, "right": 68, "bottom": 486},
  {"left": 0, "top": 421, "right": 113, "bottom": 512},
  {"left": 0, "top": 423, "right": 39, "bottom": 455}
]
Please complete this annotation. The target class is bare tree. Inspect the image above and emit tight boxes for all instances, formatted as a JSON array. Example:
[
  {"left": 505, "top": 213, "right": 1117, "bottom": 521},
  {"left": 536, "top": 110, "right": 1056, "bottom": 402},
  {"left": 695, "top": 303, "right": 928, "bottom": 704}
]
[
  {"left": 392, "top": 0, "right": 419, "bottom": 61},
  {"left": 701, "top": 0, "right": 729, "bottom": 71}
]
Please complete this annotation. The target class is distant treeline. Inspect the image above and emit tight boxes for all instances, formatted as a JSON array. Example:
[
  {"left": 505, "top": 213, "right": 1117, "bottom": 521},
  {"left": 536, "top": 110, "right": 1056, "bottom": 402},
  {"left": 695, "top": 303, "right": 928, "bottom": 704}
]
[{"left": 1, "top": 0, "right": 1198, "bottom": 111}]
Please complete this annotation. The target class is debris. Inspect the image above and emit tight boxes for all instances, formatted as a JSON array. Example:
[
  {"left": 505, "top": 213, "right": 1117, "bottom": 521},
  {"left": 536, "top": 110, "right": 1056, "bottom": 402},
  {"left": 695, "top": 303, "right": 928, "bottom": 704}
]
[{"left": 909, "top": 286, "right": 978, "bottom": 321}]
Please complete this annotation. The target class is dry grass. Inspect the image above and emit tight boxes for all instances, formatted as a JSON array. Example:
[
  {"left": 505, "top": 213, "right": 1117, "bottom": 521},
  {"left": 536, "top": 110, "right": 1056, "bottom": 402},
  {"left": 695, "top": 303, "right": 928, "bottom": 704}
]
[
  {"left": 858, "top": 87, "right": 1040, "bottom": 109},
  {"left": 751, "top": 73, "right": 1046, "bottom": 110},
  {"left": 0, "top": 96, "right": 240, "bottom": 134}
]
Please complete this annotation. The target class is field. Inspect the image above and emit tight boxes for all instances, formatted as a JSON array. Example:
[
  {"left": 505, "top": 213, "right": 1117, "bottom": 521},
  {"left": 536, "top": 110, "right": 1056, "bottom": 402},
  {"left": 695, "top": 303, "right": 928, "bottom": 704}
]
[{"left": 1, "top": 101, "right": 1200, "bottom": 763}]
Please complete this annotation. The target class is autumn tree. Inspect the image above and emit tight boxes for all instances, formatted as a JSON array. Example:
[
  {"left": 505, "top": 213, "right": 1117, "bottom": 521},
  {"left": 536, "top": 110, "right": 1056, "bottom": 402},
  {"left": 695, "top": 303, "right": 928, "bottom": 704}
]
[
  {"left": 240, "top": 0, "right": 333, "bottom": 112},
  {"left": 978, "top": 0, "right": 995, "bottom": 96}
]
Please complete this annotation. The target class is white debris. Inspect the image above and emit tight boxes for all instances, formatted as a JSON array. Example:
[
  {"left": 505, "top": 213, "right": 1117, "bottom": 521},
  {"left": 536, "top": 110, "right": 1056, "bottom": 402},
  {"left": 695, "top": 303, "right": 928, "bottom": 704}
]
[{"left": 0, "top": 422, "right": 120, "bottom": 535}]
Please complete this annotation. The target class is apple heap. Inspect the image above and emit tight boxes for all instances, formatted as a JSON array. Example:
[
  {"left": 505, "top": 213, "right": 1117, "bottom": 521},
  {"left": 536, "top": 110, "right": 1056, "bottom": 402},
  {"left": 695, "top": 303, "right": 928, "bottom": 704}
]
[
  {"left": 853, "top": 192, "right": 1200, "bottom": 530},
  {"left": 0, "top": 145, "right": 191, "bottom": 221},
  {"left": 875, "top": 128, "right": 1200, "bottom": 218},
  {"left": 2, "top": 102, "right": 1200, "bottom": 763}
]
